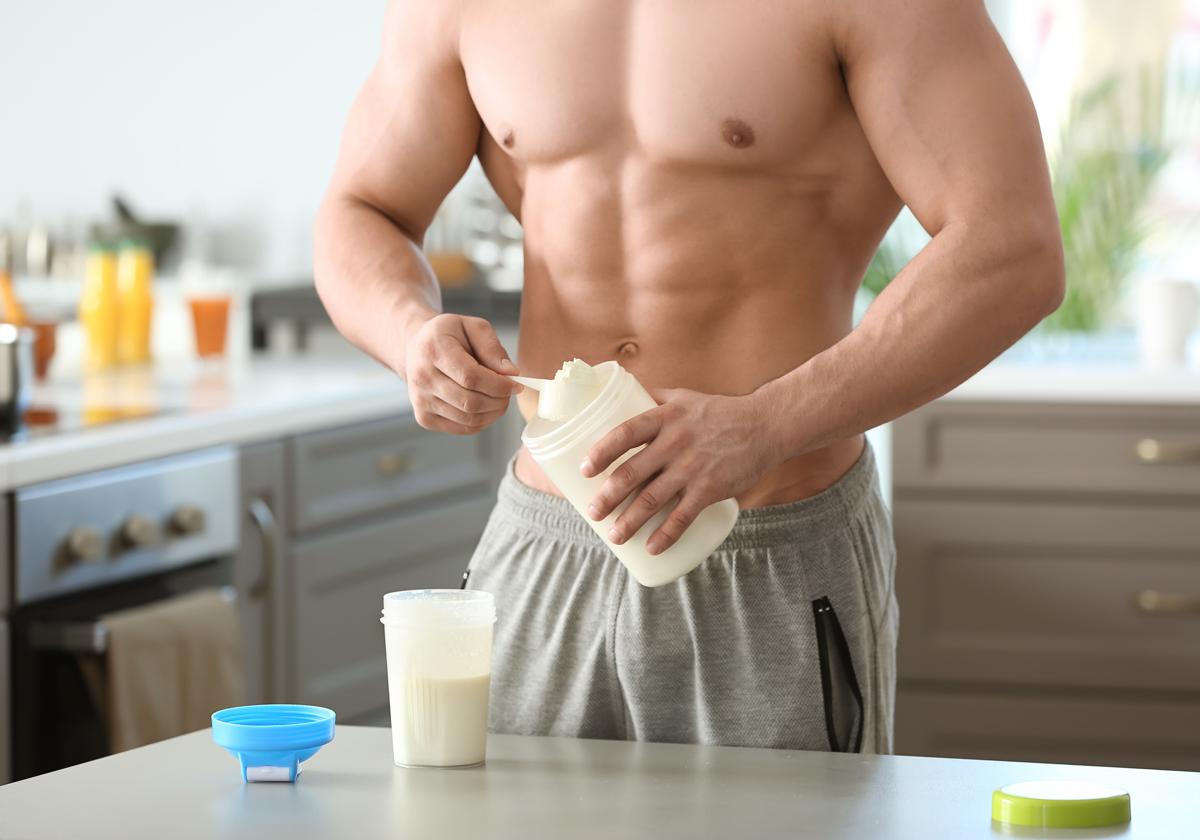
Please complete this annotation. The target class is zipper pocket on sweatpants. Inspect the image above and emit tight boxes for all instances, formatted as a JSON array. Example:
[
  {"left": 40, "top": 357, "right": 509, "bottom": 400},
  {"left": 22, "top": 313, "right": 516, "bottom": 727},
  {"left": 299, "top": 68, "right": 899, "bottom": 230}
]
[{"left": 812, "top": 596, "right": 864, "bottom": 753}]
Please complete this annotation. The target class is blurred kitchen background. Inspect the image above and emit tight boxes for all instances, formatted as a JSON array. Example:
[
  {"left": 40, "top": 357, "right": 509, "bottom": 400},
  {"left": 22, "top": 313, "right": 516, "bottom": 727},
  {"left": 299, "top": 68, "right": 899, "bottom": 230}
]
[{"left": 0, "top": 0, "right": 1197, "bottom": 785}]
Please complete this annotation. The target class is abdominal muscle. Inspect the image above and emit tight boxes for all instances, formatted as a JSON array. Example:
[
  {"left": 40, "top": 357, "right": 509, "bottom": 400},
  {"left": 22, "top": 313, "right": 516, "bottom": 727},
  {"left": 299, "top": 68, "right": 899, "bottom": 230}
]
[
  {"left": 489, "top": 150, "right": 889, "bottom": 507},
  {"left": 508, "top": 223, "right": 870, "bottom": 506}
]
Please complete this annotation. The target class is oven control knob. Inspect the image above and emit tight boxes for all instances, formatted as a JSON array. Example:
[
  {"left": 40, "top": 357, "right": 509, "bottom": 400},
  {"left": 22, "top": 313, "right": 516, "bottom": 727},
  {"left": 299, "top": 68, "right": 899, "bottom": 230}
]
[
  {"left": 65, "top": 527, "right": 104, "bottom": 563},
  {"left": 169, "top": 505, "right": 207, "bottom": 536},
  {"left": 119, "top": 515, "right": 158, "bottom": 549}
]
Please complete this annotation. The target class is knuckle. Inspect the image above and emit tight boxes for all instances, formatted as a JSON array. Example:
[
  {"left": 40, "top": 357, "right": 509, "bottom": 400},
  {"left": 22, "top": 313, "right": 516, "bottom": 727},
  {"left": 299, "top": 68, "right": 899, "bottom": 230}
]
[
  {"left": 614, "top": 461, "right": 638, "bottom": 487},
  {"left": 461, "top": 370, "right": 482, "bottom": 391},
  {"left": 637, "top": 488, "right": 660, "bottom": 510},
  {"left": 463, "top": 393, "right": 486, "bottom": 413},
  {"left": 668, "top": 507, "right": 696, "bottom": 531},
  {"left": 413, "top": 409, "right": 436, "bottom": 430},
  {"left": 617, "top": 421, "right": 637, "bottom": 447}
]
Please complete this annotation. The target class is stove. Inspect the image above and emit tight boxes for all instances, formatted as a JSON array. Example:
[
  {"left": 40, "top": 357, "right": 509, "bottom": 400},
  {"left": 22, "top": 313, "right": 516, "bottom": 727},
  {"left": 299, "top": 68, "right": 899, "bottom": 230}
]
[{"left": 2, "top": 403, "right": 172, "bottom": 445}]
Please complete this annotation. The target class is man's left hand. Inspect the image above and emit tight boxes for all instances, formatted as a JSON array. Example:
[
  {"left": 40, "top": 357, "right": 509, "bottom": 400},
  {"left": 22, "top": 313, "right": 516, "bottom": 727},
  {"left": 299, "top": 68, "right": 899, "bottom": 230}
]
[{"left": 581, "top": 387, "right": 782, "bottom": 555}]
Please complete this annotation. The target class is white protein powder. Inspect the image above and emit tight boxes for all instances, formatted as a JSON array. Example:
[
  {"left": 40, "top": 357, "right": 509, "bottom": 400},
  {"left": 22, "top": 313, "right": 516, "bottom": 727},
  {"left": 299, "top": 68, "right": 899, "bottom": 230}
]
[{"left": 537, "top": 358, "right": 604, "bottom": 421}]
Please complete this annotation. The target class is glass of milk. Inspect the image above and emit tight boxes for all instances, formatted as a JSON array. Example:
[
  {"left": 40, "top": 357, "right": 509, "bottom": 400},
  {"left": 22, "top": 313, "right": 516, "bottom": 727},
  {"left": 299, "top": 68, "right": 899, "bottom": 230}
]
[{"left": 380, "top": 589, "right": 496, "bottom": 768}]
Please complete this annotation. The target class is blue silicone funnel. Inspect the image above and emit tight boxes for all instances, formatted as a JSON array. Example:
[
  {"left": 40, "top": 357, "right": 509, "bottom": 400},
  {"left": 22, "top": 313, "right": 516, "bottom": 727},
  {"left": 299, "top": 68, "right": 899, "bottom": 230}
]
[{"left": 212, "top": 704, "right": 336, "bottom": 783}]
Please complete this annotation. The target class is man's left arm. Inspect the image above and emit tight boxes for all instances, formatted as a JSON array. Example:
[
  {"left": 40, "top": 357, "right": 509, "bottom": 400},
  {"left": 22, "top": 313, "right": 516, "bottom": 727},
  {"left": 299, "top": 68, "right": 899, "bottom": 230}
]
[{"left": 584, "top": 0, "right": 1064, "bottom": 553}]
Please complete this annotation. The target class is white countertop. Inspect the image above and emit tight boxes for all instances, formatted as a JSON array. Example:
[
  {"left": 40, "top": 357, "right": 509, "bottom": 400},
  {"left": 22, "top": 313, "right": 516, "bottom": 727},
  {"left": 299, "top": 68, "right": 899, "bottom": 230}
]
[
  {"left": 0, "top": 355, "right": 411, "bottom": 490},
  {"left": 945, "top": 363, "right": 1200, "bottom": 405},
  {"left": 1, "top": 727, "right": 1197, "bottom": 839}
]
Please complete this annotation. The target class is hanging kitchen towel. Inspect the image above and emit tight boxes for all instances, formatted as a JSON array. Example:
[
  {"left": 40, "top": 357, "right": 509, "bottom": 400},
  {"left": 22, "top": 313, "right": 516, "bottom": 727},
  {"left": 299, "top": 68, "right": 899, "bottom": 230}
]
[{"left": 102, "top": 588, "right": 245, "bottom": 753}]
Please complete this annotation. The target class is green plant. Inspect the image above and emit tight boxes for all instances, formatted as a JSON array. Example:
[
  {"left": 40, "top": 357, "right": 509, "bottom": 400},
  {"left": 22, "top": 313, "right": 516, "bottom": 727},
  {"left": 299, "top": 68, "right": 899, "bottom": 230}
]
[
  {"left": 861, "top": 234, "right": 911, "bottom": 299},
  {"left": 1044, "top": 71, "right": 1170, "bottom": 331},
  {"left": 861, "top": 67, "right": 1184, "bottom": 333}
]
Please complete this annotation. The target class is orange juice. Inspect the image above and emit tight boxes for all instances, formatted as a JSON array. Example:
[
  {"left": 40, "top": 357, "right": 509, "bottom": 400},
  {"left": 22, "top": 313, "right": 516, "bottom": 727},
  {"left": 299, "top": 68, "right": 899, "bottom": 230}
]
[
  {"left": 188, "top": 295, "right": 231, "bottom": 357},
  {"left": 80, "top": 243, "right": 120, "bottom": 370},
  {"left": 116, "top": 240, "right": 154, "bottom": 364}
]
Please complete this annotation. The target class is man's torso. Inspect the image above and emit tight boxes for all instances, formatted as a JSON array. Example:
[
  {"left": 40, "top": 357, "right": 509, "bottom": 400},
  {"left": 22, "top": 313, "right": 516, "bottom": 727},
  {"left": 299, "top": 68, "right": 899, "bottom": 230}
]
[{"left": 457, "top": 0, "right": 902, "bottom": 503}]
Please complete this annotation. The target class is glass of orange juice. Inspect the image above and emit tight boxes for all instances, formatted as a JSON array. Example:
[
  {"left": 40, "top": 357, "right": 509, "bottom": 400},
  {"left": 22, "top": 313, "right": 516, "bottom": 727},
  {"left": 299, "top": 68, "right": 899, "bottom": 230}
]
[{"left": 183, "top": 268, "right": 233, "bottom": 358}]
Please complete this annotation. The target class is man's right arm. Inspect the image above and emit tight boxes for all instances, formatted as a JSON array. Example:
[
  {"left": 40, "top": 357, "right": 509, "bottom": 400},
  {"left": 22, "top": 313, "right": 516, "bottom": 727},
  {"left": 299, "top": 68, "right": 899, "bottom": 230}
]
[{"left": 314, "top": 0, "right": 518, "bottom": 435}]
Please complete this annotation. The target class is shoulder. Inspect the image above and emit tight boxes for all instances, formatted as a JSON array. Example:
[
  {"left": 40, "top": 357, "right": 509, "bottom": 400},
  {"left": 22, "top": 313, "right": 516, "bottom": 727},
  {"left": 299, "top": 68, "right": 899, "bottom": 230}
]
[
  {"left": 380, "top": 0, "right": 468, "bottom": 62},
  {"left": 824, "top": 0, "right": 993, "bottom": 60}
]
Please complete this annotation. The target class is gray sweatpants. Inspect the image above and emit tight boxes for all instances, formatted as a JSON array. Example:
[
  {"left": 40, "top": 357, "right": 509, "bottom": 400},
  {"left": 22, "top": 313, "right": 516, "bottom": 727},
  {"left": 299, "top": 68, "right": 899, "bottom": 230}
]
[{"left": 465, "top": 443, "right": 898, "bottom": 753}]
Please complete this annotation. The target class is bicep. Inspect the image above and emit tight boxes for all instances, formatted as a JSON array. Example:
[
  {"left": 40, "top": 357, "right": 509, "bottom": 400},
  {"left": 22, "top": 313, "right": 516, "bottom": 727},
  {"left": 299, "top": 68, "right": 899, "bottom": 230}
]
[
  {"left": 327, "top": 0, "right": 481, "bottom": 237},
  {"left": 838, "top": 0, "right": 1054, "bottom": 237}
]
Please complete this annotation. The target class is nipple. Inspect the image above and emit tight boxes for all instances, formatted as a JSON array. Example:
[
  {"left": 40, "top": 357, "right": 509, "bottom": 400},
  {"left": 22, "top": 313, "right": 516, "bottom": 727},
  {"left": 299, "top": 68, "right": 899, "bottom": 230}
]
[{"left": 721, "top": 118, "right": 756, "bottom": 149}]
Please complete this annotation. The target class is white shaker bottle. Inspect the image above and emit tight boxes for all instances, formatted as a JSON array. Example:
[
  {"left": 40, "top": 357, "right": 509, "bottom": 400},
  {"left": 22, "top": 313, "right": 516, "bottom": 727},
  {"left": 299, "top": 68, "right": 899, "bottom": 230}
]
[
  {"left": 380, "top": 589, "right": 496, "bottom": 768},
  {"left": 522, "top": 361, "right": 738, "bottom": 587}
]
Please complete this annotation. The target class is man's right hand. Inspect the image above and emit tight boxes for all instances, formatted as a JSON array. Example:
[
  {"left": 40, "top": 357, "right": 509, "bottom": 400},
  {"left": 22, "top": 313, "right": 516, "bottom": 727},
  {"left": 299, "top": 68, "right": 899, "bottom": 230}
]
[{"left": 403, "top": 313, "right": 521, "bottom": 435}]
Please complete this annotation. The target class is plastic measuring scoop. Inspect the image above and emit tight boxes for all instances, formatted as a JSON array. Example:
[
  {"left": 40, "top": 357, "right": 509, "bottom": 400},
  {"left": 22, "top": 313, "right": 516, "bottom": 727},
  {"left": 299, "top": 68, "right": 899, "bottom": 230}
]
[
  {"left": 212, "top": 704, "right": 335, "bottom": 783},
  {"left": 508, "top": 374, "right": 549, "bottom": 391}
]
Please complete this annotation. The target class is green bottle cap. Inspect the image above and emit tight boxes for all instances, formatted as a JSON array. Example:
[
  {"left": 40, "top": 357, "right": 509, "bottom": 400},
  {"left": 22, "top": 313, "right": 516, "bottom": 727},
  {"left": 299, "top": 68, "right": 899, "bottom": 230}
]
[
  {"left": 992, "top": 781, "right": 1131, "bottom": 829},
  {"left": 117, "top": 236, "right": 151, "bottom": 251}
]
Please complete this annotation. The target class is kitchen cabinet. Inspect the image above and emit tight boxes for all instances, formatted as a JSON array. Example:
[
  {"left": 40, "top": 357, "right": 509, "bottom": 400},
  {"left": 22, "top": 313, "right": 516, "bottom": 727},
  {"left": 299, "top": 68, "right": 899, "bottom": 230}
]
[
  {"left": 893, "top": 400, "right": 1200, "bottom": 770},
  {"left": 289, "top": 416, "right": 494, "bottom": 532},
  {"left": 897, "top": 688, "right": 1200, "bottom": 772},
  {"left": 280, "top": 416, "right": 498, "bottom": 721},
  {"left": 234, "top": 441, "right": 288, "bottom": 704},
  {"left": 289, "top": 493, "right": 493, "bottom": 719}
]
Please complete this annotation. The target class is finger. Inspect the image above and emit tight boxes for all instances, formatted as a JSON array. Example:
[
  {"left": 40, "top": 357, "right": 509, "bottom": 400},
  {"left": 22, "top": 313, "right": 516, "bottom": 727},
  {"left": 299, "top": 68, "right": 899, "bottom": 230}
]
[
  {"left": 587, "top": 444, "right": 670, "bottom": 523},
  {"left": 580, "top": 408, "right": 664, "bottom": 477},
  {"left": 645, "top": 492, "right": 706, "bottom": 556},
  {"left": 428, "top": 369, "right": 509, "bottom": 415},
  {"left": 430, "top": 395, "right": 507, "bottom": 429},
  {"left": 436, "top": 336, "right": 517, "bottom": 398},
  {"left": 412, "top": 404, "right": 477, "bottom": 436},
  {"left": 461, "top": 316, "right": 518, "bottom": 374},
  {"left": 646, "top": 386, "right": 682, "bottom": 405},
  {"left": 609, "top": 470, "right": 687, "bottom": 546}
]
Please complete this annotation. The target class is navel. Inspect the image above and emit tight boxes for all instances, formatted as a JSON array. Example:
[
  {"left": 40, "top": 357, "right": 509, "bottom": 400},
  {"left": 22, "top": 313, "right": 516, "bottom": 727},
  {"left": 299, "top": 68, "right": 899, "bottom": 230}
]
[
  {"left": 617, "top": 340, "right": 640, "bottom": 359},
  {"left": 721, "top": 118, "right": 756, "bottom": 149}
]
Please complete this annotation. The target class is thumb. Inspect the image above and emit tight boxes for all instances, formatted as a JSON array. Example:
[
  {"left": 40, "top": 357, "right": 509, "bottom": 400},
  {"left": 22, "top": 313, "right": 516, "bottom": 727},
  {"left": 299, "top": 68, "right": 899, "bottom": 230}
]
[
  {"left": 647, "top": 387, "right": 679, "bottom": 405},
  {"left": 461, "top": 317, "right": 518, "bottom": 374}
]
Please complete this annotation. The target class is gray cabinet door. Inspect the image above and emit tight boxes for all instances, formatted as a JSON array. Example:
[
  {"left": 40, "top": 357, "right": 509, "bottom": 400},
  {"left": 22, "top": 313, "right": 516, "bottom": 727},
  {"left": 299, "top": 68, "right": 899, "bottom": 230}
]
[
  {"left": 896, "top": 688, "right": 1200, "bottom": 771},
  {"left": 894, "top": 497, "right": 1200, "bottom": 692},
  {"left": 893, "top": 402, "right": 1200, "bottom": 497},
  {"left": 236, "top": 442, "right": 289, "bottom": 705},
  {"left": 287, "top": 492, "right": 493, "bottom": 721},
  {"left": 289, "top": 416, "right": 494, "bottom": 533}
]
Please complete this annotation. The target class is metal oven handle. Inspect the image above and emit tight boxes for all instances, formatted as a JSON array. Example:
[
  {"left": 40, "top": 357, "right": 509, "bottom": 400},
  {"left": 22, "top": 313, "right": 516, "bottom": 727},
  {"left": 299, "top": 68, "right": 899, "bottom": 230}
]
[
  {"left": 245, "top": 497, "right": 279, "bottom": 601},
  {"left": 28, "top": 586, "right": 238, "bottom": 654}
]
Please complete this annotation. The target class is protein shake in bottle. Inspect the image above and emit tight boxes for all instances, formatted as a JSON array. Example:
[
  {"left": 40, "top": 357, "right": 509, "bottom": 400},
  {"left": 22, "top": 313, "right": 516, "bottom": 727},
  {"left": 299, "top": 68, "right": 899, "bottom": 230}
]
[
  {"left": 521, "top": 359, "right": 738, "bottom": 587},
  {"left": 381, "top": 589, "right": 496, "bottom": 768}
]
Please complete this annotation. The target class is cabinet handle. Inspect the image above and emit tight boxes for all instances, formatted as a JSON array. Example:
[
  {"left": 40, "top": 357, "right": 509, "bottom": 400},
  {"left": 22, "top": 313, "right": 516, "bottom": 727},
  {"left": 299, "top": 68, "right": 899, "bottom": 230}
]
[
  {"left": 1134, "top": 438, "right": 1200, "bottom": 464},
  {"left": 1134, "top": 589, "right": 1200, "bottom": 615},
  {"left": 246, "top": 497, "right": 279, "bottom": 601},
  {"left": 375, "top": 451, "right": 411, "bottom": 477}
]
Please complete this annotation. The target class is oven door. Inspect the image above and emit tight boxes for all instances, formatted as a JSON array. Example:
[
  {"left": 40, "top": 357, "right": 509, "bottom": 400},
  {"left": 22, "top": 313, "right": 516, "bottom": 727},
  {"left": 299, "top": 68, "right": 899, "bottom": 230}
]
[
  {"left": 5, "top": 446, "right": 266, "bottom": 782},
  {"left": 9, "top": 561, "right": 239, "bottom": 780}
]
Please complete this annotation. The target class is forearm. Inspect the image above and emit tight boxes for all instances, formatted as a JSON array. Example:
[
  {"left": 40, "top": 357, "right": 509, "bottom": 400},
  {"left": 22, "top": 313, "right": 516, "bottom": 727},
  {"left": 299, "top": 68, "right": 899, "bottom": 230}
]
[
  {"left": 313, "top": 194, "right": 441, "bottom": 375},
  {"left": 758, "top": 221, "right": 1064, "bottom": 456}
]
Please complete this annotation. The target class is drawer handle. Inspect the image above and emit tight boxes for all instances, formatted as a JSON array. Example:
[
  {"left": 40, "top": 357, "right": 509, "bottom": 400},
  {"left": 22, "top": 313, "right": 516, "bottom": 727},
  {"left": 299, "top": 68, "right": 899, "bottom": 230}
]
[
  {"left": 375, "top": 451, "right": 411, "bottom": 477},
  {"left": 1135, "top": 438, "right": 1200, "bottom": 465},
  {"left": 1134, "top": 589, "right": 1200, "bottom": 615}
]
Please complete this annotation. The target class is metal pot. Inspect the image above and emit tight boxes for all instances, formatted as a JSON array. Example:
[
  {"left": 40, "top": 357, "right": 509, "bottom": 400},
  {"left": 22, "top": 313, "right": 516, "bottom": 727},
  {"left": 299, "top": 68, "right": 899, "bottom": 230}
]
[{"left": 0, "top": 324, "right": 34, "bottom": 427}]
